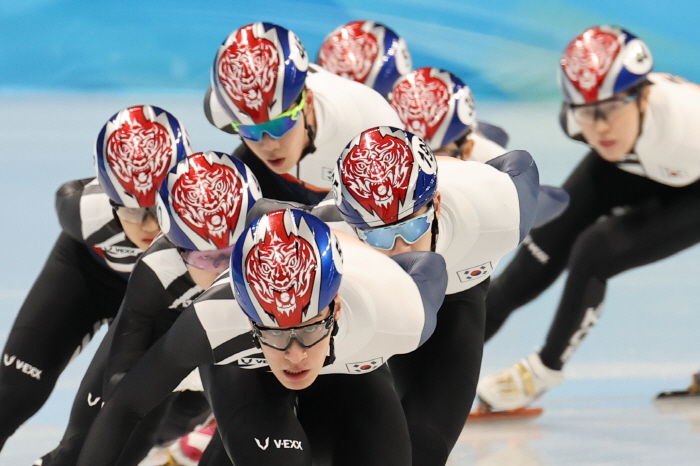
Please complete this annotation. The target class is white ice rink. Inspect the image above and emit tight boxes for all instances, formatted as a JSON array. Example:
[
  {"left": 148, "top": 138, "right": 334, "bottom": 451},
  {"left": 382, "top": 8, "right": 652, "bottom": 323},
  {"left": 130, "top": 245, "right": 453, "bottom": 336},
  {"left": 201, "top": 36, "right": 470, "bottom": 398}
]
[{"left": 1, "top": 94, "right": 700, "bottom": 465}]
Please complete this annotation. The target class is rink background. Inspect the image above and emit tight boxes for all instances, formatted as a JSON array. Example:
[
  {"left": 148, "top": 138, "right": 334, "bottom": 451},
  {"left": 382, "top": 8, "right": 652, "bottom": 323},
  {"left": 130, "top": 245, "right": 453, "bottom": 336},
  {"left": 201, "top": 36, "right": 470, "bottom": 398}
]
[{"left": 2, "top": 1, "right": 700, "bottom": 465}]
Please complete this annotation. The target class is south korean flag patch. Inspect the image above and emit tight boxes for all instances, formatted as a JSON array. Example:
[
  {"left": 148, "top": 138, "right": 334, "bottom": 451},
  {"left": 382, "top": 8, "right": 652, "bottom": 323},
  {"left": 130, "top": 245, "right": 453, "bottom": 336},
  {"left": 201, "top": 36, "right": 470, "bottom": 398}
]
[
  {"left": 456, "top": 262, "right": 493, "bottom": 283},
  {"left": 346, "top": 357, "right": 384, "bottom": 374}
]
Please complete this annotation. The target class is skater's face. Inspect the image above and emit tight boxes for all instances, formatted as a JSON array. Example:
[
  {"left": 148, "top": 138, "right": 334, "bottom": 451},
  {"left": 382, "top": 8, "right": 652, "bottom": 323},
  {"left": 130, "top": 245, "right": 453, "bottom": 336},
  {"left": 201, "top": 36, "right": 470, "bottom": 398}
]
[
  {"left": 239, "top": 90, "right": 316, "bottom": 176},
  {"left": 574, "top": 87, "right": 650, "bottom": 162},
  {"left": 258, "top": 297, "right": 342, "bottom": 390},
  {"left": 115, "top": 206, "right": 160, "bottom": 250},
  {"left": 357, "top": 193, "right": 442, "bottom": 257}
]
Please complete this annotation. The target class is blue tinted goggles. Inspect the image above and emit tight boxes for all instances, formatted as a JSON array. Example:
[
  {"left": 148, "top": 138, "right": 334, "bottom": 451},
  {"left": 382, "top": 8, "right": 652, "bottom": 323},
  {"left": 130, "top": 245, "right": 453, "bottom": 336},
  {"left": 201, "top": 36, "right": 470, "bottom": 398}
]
[
  {"left": 356, "top": 206, "right": 435, "bottom": 250},
  {"left": 231, "top": 91, "right": 305, "bottom": 142}
]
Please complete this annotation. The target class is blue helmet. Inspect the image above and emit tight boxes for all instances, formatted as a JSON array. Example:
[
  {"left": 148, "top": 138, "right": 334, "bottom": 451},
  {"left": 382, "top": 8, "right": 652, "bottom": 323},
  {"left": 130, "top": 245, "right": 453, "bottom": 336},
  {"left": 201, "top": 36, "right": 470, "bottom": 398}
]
[
  {"left": 204, "top": 22, "right": 309, "bottom": 130},
  {"left": 156, "top": 151, "right": 261, "bottom": 251},
  {"left": 559, "top": 25, "right": 652, "bottom": 104},
  {"left": 95, "top": 105, "right": 191, "bottom": 207},
  {"left": 317, "top": 20, "right": 412, "bottom": 98},
  {"left": 389, "top": 67, "right": 476, "bottom": 150},
  {"left": 231, "top": 209, "right": 343, "bottom": 327},
  {"left": 332, "top": 126, "right": 438, "bottom": 228}
]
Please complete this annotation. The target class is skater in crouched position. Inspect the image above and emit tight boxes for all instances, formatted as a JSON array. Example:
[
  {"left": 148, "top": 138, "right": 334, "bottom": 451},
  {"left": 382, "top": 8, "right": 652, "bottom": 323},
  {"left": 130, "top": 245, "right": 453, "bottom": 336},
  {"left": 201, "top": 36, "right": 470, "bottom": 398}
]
[
  {"left": 316, "top": 20, "right": 412, "bottom": 99},
  {"left": 204, "top": 22, "right": 401, "bottom": 205},
  {"left": 77, "top": 209, "right": 448, "bottom": 465},
  {"left": 388, "top": 66, "right": 508, "bottom": 162},
  {"left": 0, "top": 105, "right": 189, "bottom": 452},
  {"left": 332, "top": 126, "right": 557, "bottom": 465},
  {"left": 479, "top": 25, "right": 700, "bottom": 412},
  {"left": 37, "top": 151, "right": 260, "bottom": 465}
]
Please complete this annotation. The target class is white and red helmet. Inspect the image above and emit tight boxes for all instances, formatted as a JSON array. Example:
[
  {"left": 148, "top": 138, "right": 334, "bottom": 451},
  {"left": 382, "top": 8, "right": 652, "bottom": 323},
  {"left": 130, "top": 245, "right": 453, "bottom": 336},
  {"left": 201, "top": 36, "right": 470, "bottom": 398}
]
[
  {"left": 156, "top": 152, "right": 261, "bottom": 251},
  {"left": 559, "top": 25, "right": 653, "bottom": 104},
  {"left": 204, "top": 22, "right": 309, "bottom": 130},
  {"left": 317, "top": 20, "right": 412, "bottom": 97},
  {"left": 332, "top": 126, "right": 438, "bottom": 228},
  {"left": 95, "top": 105, "right": 191, "bottom": 207},
  {"left": 389, "top": 67, "right": 476, "bottom": 150}
]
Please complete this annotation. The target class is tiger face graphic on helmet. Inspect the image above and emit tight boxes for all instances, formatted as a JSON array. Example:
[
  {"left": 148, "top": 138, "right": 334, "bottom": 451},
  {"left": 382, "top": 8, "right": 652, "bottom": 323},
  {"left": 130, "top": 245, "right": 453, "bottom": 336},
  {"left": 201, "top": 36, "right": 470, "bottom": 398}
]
[
  {"left": 334, "top": 126, "right": 438, "bottom": 228},
  {"left": 104, "top": 106, "right": 180, "bottom": 206},
  {"left": 390, "top": 68, "right": 450, "bottom": 141},
  {"left": 559, "top": 25, "right": 653, "bottom": 104},
  {"left": 318, "top": 20, "right": 379, "bottom": 84},
  {"left": 389, "top": 67, "right": 476, "bottom": 150},
  {"left": 232, "top": 209, "right": 343, "bottom": 329},
  {"left": 171, "top": 156, "right": 244, "bottom": 250},
  {"left": 217, "top": 28, "right": 281, "bottom": 119},
  {"left": 210, "top": 23, "right": 309, "bottom": 126},
  {"left": 562, "top": 28, "right": 622, "bottom": 102},
  {"left": 245, "top": 223, "right": 317, "bottom": 327},
  {"left": 340, "top": 128, "right": 414, "bottom": 224},
  {"left": 156, "top": 151, "right": 261, "bottom": 251}
]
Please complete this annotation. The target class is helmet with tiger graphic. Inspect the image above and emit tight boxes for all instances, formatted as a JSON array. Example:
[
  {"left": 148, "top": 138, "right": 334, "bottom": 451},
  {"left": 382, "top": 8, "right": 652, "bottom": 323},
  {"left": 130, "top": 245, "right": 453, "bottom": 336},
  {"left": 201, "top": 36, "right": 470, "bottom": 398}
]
[
  {"left": 332, "top": 126, "right": 438, "bottom": 228},
  {"left": 388, "top": 67, "right": 476, "bottom": 150},
  {"left": 231, "top": 209, "right": 343, "bottom": 327},
  {"left": 95, "top": 105, "right": 191, "bottom": 207},
  {"left": 317, "top": 20, "right": 412, "bottom": 97},
  {"left": 204, "top": 22, "right": 309, "bottom": 131},
  {"left": 559, "top": 25, "right": 653, "bottom": 104},
  {"left": 156, "top": 151, "right": 262, "bottom": 251}
]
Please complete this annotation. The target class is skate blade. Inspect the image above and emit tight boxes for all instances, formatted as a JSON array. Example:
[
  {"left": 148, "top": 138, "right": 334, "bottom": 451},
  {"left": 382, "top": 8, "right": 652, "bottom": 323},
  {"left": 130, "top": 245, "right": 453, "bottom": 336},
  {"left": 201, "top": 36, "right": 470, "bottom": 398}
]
[
  {"left": 656, "top": 390, "right": 700, "bottom": 400},
  {"left": 467, "top": 406, "right": 543, "bottom": 423}
]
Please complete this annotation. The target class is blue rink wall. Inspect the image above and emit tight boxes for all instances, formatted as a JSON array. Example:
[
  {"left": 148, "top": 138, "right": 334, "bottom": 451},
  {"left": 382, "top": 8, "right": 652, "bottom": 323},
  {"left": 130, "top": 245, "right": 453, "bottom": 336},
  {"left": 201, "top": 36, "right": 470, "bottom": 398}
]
[{"left": 1, "top": 0, "right": 700, "bottom": 99}]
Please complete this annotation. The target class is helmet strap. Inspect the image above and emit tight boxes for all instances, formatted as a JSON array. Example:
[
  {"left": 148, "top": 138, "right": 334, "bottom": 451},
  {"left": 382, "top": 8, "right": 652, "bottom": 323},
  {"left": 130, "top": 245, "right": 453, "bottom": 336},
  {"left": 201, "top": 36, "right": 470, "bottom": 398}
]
[
  {"left": 251, "top": 331, "right": 261, "bottom": 349},
  {"left": 430, "top": 216, "right": 439, "bottom": 252},
  {"left": 322, "top": 309, "right": 339, "bottom": 366},
  {"left": 323, "top": 332, "right": 337, "bottom": 367},
  {"left": 110, "top": 207, "right": 122, "bottom": 227}
]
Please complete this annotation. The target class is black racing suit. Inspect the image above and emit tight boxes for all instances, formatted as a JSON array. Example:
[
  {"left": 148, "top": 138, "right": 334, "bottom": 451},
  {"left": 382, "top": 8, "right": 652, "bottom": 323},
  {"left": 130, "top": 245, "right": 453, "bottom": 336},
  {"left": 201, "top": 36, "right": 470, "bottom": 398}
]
[
  {"left": 389, "top": 280, "right": 489, "bottom": 466},
  {"left": 387, "top": 149, "right": 543, "bottom": 466},
  {"left": 76, "top": 252, "right": 447, "bottom": 466},
  {"left": 0, "top": 178, "right": 140, "bottom": 450},
  {"left": 485, "top": 152, "right": 700, "bottom": 370},
  {"left": 39, "top": 236, "right": 210, "bottom": 465}
]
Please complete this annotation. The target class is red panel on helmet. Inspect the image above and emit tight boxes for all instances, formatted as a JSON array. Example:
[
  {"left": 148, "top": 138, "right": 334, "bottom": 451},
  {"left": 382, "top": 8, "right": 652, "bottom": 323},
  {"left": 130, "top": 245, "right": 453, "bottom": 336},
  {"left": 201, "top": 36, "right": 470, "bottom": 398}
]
[
  {"left": 106, "top": 106, "right": 173, "bottom": 206},
  {"left": 245, "top": 215, "right": 317, "bottom": 327},
  {"left": 217, "top": 25, "right": 280, "bottom": 124},
  {"left": 341, "top": 129, "right": 414, "bottom": 225},
  {"left": 172, "top": 155, "right": 243, "bottom": 249},
  {"left": 318, "top": 20, "right": 379, "bottom": 84},
  {"left": 561, "top": 27, "right": 621, "bottom": 103},
  {"left": 390, "top": 68, "right": 450, "bottom": 142}
]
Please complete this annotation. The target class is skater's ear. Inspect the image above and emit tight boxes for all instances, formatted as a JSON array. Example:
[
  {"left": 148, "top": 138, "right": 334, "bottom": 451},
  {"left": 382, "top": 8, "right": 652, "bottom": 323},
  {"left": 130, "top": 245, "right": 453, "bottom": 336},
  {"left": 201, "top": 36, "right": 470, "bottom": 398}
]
[
  {"left": 432, "top": 192, "right": 442, "bottom": 219},
  {"left": 303, "top": 88, "right": 316, "bottom": 126},
  {"left": 459, "top": 138, "right": 475, "bottom": 161},
  {"left": 331, "top": 295, "right": 342, "bottom": 322},
  {"left": 638, "top": 85, "right": 651, "bottom": 115}
]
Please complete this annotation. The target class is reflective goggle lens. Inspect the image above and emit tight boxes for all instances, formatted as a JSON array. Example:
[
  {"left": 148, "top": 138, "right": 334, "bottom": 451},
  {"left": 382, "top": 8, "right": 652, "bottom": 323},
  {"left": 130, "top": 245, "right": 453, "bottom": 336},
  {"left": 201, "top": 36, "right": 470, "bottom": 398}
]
[
  {"left": 570, "top": 93, "right": 638, "bottom": 124},
  {"left": 232, "top": 92, "right": 305, "bottom": 142},
  {"left": 181, "top": 246, "right": 233, "bottom": 272},
  {"left": 253, "top": 313, "right": 335, "bottom": 351},
  {"left": 356, "top": 207, "right": 434, "bottom": 250},
  {"left": 115, "top": 206, "right": 157, "bottom": 224}
]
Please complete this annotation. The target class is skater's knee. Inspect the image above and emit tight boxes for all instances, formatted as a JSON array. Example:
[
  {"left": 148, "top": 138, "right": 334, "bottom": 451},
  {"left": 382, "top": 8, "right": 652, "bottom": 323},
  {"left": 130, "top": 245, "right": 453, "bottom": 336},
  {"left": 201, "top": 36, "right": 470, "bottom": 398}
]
[
  {"left": 568, "top": 228, "right": 616, "bottom": 279},
  {"left": 408, "top": 423, "right": 451, "bottom": 466}
]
